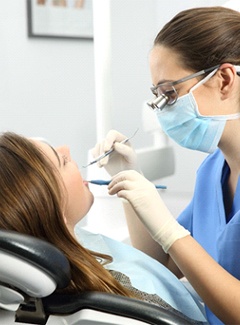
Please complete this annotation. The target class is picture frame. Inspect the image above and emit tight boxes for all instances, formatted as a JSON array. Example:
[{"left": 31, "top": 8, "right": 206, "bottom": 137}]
[{"left": 27, "top": 0, "right": 93, "bottom": 40}]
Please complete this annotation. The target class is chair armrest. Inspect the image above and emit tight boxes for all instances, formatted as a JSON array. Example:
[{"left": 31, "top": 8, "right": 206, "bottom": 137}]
[{"left": 43, "top": 291, "right": 204, "bottom": 325}]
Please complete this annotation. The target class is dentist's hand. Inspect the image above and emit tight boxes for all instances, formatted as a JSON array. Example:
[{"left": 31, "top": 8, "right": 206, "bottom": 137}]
[
  {"left": 91, "top": 130, "right": 141, "bottom": 176},
  {"left": 108, "top": 170, "right": 190, "bottom": 253}
]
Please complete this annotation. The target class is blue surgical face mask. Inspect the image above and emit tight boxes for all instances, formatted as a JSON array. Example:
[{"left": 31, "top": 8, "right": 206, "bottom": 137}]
[{"left": 156, "top": 69, "right": 240, "bottom": 153}]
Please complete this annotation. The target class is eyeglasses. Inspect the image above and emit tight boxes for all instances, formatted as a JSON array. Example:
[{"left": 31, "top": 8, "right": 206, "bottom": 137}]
[{"left": 147, "top": 65, "right": 220, "bottom": 111}]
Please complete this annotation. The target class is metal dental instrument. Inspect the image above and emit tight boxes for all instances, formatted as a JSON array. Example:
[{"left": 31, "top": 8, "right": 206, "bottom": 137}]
[
  {"left": 83, "top": 128, "right": 139, "bottom": 168},
  {"left": 88, "top": 179, "right": 167, "bottom": 189}
]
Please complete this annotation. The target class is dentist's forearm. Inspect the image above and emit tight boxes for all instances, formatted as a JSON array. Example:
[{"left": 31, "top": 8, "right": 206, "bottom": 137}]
[
  {"left": 169, "top": 235, "right": 240, "bottom": 324},
  {"left": 122, "top": 201, "right": 183, "bottom": 277}
]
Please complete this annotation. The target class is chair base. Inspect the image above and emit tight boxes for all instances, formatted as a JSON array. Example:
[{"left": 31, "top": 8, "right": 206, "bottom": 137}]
[{"left": 1, "top": 309, "right": 149, "bottom": 325}]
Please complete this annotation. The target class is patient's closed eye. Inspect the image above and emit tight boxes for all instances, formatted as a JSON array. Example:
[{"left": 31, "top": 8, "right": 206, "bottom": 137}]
[{"left": 62, "top": 155, "right": 69, "bottom": 165}]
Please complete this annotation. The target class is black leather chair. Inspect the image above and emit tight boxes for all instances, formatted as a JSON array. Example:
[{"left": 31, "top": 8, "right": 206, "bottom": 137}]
[{"left": 0, "top": 230, "right": 204, "bottom": 325}]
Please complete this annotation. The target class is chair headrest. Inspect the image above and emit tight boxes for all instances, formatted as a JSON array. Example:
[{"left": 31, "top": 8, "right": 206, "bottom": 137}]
[{"left": 0, "top": 230, "right": 71, "bottom": 292}]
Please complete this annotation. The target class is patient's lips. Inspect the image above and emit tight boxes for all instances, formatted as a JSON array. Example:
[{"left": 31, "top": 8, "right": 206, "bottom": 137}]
[{"left": 83, "top": 180, "right": 89, "bottom": 188}]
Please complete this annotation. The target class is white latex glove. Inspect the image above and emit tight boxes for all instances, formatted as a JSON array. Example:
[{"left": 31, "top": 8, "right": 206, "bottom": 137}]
[
  {"left": 91, "top": 130, "right": 141, "bottom": 177},
  {"left": 108, "top": 170, "right": 190, "bottom": 253}
]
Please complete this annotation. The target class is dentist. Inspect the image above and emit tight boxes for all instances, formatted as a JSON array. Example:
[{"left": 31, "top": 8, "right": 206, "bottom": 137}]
[{"left": 92, "top": 6, "right": 240, "bottom": 325}]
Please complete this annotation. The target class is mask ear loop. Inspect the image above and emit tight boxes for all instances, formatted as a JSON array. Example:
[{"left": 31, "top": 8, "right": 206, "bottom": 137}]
[
  {"left": 191, "top": 65, "right": 240, "bottom": 120},
  {"left": 190, "top": 68, "right": 219, "bottom": 92},
  {"left": 188, "top": 68, "right": 218, "bottom": 118}
]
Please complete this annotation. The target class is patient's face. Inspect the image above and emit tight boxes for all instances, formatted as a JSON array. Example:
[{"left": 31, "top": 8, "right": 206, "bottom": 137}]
[{"left": 33, "top": 140, "right": 94, "bottom": 230}]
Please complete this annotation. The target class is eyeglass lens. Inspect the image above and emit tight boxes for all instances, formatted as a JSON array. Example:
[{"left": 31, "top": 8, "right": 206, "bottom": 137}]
[{"left": 153, "top": 84, "right": 178, "bottom": 105}]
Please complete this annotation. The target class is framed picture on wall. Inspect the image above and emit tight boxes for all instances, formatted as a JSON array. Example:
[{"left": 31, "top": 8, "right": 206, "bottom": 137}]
[{"left": 27, "top": 0, "right": 93, "bottom": 40}]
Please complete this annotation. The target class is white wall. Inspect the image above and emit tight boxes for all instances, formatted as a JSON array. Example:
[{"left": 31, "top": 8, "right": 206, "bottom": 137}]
[
  {"left": 0, "top": 0, "right": 227, "bottom": 240},
  {"left": 0, "top": 0, "right": 95, "bottom": 179}
]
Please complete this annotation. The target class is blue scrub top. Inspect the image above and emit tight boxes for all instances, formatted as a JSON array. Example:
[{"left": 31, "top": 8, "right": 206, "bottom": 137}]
[
  {"left": 75, "top": 226, "right": 207, "bottom": 323},
  {"left": 178, "top": 149, "right": 240, "bottom": 325}
]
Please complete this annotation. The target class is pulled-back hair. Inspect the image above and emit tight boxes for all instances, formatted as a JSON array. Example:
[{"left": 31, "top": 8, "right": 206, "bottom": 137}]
[
  {"left": 0, "top": 132, "right": 133, "bottom": 297},
  {"left": 154, "top": 6, "right": 240, "bottom": 71}
]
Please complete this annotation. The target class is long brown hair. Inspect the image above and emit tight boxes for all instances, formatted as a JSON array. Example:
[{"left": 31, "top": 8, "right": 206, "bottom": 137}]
[
  {"left": 154, "top": 6, "right": 240, "bottom": 71},
  {"left": 0, "top": 132, "right": 133, "bottom": 297}
]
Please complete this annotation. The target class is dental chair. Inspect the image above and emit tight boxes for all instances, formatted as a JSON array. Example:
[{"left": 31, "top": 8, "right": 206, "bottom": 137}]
[{"left": 0, "top": 230, "right": 202, "bottom": 325}]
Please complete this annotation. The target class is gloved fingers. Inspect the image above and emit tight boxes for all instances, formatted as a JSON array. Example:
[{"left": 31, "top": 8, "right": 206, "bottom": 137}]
[
  {"left": 97, "top": 155, "right": 109, "bottom": 167},
  {"left": 96, "top": 130, "right": 127, "bottom": 154},
  {"left": 91, "top": 141, "right": 107, "bottom": 159},
  {"left": 113, "top": 142, "right": 136, "bottom": 160},
  {"left": 109, "top": 170, "right": 139, "bottom": 188},
  {"left": 91, "top": 130, "right": 130, "bottom": 164},
  {"left": 110, "top": 170, "right": 152, "bottom": 186},
  {"left": 103, "top": 130, "right": 128, "bottom": 149},
  {"left": 108, "top": 170, "right": 154, "bottom": 195},
  {"left": 90, "top": 143, "right": 109, "bottom": 167},
  {"left": 108, "top": 175, "right": 132, "bottom": 198}
]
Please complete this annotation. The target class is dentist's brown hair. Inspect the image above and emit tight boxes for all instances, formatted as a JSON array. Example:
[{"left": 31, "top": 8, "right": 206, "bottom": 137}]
[{"left": 154, "top": 6, "right": 240, "bottom": 71}]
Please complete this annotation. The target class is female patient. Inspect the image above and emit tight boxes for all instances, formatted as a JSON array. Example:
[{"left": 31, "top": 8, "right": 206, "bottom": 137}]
[{"left": 0, "top": 131, "right": 206, "bottom": 323}]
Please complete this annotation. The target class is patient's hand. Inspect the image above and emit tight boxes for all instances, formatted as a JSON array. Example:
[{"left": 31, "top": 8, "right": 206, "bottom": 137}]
[{"left": 91, "top": 130, "right": 141, "bottom": 176}]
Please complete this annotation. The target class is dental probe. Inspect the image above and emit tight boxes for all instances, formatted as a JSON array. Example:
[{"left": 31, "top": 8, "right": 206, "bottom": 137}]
[
  {"left": 82, "top": 128, "right": 139, "bottom": 168},
  {"left": 88, "top": 180, "right": 167, "bottom": 189}
]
